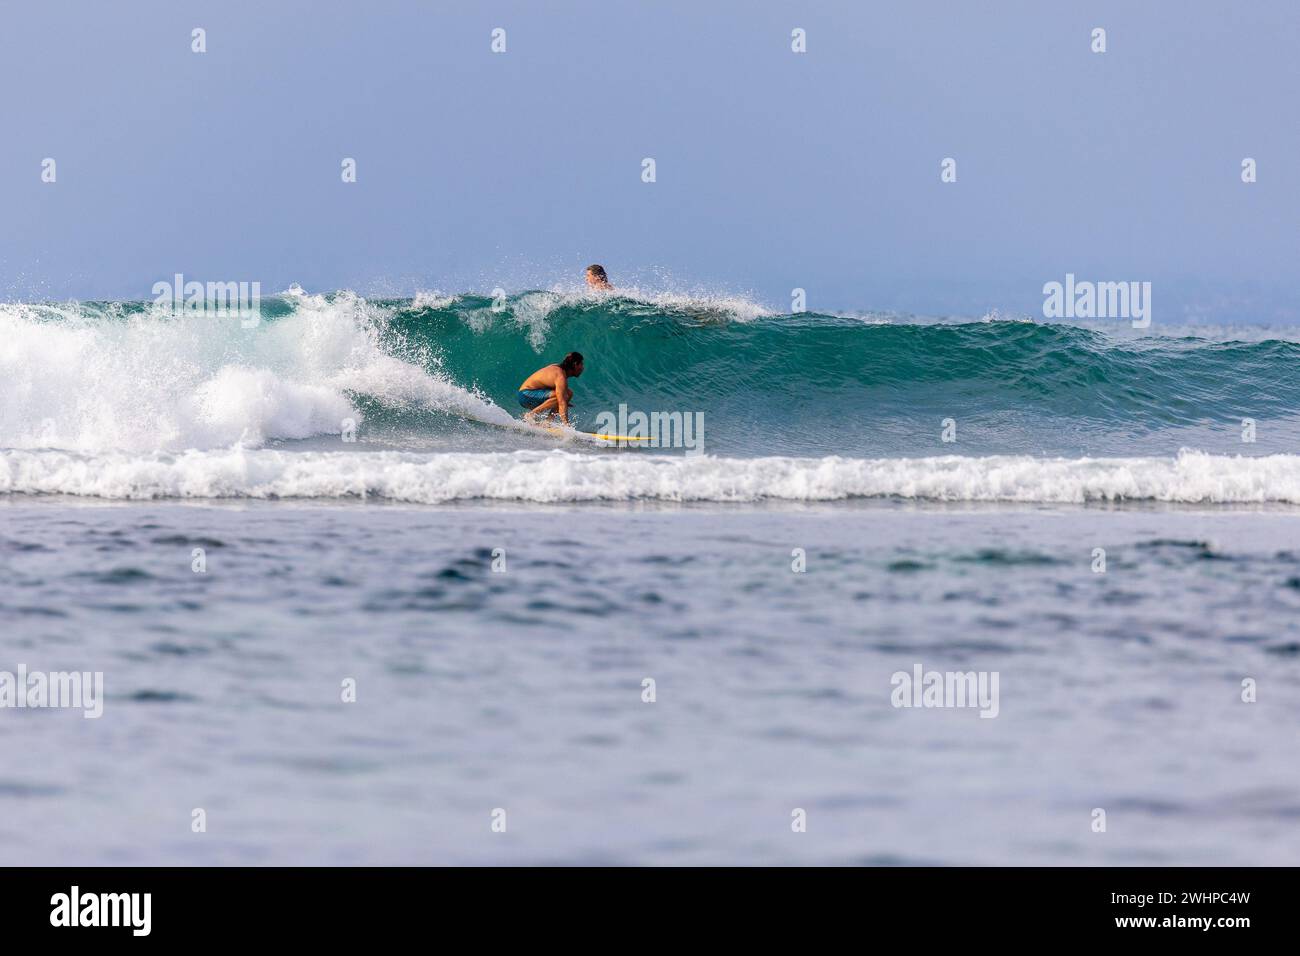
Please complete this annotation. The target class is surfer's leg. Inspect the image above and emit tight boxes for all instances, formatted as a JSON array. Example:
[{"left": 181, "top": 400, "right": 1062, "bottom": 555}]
[
  {"left": 540, "top": 388, "right": 571, "bottom": 421},
  {"left": 523, "top": 393, "right": 559, "bottom": 421}
]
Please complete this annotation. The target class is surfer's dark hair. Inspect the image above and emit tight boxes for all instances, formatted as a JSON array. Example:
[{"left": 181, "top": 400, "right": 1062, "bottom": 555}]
[
  {"left": 586, "top": 264, "right": 607, "bottom": 280},
  {"left": 560, "top": 352, "right": 584, "bottom": 374}
]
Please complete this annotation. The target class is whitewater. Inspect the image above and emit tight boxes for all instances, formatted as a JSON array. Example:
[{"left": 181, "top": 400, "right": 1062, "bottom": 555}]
[{"left": 4, "top": 448, "right": 1300, "bottom": 504}]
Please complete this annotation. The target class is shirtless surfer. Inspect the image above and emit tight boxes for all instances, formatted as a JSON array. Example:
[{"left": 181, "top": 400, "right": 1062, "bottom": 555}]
[{"left": 518, "top": 352, "right": 584, "bottom": 425}]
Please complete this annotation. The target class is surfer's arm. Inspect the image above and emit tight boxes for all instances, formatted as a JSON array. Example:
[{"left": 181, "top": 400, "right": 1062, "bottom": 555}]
[{"left": 554, "top": 372, "right": 570, "bottom": 423}]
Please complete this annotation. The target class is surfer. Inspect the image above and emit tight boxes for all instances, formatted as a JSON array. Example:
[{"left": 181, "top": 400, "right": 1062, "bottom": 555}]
[
  {"left": 518, "top": 352, "right": 584, "bottom": 425},
  {"left": 585, "top": 264, "right": 613, "bottom": 291}
]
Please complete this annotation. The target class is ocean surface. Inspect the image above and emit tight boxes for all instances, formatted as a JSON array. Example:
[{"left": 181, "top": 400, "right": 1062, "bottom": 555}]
[{"left": 2, "top": 289, "right": 1299, "bottom": 865}]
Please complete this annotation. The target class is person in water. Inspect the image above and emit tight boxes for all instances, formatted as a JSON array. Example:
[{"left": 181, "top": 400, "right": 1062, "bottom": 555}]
[
  {"left": 518, "top": 351, "right": 584, "bottom": 425},
  {"left": 585, "top": 264, "right": 613, "bottom": 291}
]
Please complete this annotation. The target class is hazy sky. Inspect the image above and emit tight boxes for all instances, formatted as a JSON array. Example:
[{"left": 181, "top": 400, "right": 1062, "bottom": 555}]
[{"left": 2, "top": 1, "right": 1296, "bottom": 318}]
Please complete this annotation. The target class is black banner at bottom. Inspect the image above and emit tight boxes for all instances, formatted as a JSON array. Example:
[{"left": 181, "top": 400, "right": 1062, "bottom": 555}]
[{"left": 0, "top": 867, "right": 1280, "bottom": 942}]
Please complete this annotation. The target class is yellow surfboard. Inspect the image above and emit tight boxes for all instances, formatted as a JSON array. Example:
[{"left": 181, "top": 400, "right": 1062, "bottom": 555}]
[{"left": 587, "top": 432, "right": 654, "bottom": 442}]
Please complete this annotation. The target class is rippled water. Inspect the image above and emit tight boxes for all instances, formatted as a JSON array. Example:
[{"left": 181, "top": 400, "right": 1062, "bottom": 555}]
[{"left": 2, "top": 499, "right": 1297, "bottom": 865}]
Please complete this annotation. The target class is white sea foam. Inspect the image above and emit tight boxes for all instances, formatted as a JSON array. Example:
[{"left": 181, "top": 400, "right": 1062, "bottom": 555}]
[
  {"left": 3, "top": 448, "right": 1298, "bottom": 505},
  {"left": 0, "top": 293, "right": 515, "bottom": 453}
]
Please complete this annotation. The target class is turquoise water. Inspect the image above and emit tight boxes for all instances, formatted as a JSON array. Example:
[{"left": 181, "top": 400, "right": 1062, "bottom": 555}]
[{"left": 381, "top": 294, "right": 1300, "bottom": 457}]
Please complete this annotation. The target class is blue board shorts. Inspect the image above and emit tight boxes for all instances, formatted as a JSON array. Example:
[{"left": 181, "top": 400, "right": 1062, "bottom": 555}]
[{"left": 517, "top": 388, "right": 553, "bottom": 410}]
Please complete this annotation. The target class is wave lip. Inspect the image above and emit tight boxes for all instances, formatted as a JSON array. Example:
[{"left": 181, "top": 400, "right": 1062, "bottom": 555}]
[{"left": 2, "top": 448, "right": 1297, "bottom": 505}]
